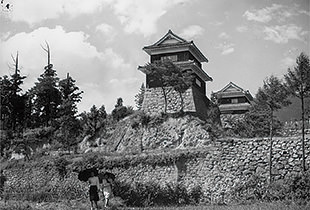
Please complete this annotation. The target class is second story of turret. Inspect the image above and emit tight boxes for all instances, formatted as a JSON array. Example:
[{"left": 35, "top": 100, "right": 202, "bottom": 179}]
[{"left": 139, "top": 30, "right": 212, "bottom": 95}]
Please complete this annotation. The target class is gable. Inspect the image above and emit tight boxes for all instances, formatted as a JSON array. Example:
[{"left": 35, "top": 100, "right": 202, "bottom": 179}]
[
  {"left": 159, "top": 37, "right": 183, "bottom": 45},
  {"left": 221, "top": 82, "right": 244, "bottom": 93},
  {"left": 224, "top": 85, "right": 243, "bottom": 93},
  {"left": 153, "top": 30, "right": 188, "bottom": 46}
]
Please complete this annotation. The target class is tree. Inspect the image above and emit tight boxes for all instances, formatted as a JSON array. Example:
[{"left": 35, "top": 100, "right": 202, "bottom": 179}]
[
  {"left": 244, "top": 102, "right": 282, "bottom": 137},
  {"left": 80, "top": 105, "right": 107, "bottom": 136},
  {"left": 0, "top": 52, "right": 27, "bottom": 156},
  {"left": 256, "top": 75, "right": 291, "bottom": 182},
  {"left": 144, "top": 61, "right": 194, "bottom": 113},
  {"left": 0, "top": 76, "right": 11, "bottom": 156},
  {"left": 8, "top": 52, "right": 27, "bottom": 132},
  {"left": 29, "top": 43, "right": 61, "bottom": 127},
  {"left": 56, "top": 73, "right": 83, "bottom": 151},
  {"left": 112, "top": 98, "right": 133, "bottom": 121},
  {"left": 161, "top": 61, "right": 194, "bottom": 111},
  {"left": 144, "top": 62, "right": 169, "bottom": 113},
  {"left": 135, "top": 83, "right": 145, "bottom": 110},
  {"left": 58, "top": 73, "right": 83, "bottom": 116},
  {"left": 284, "top": 52, "right": 310, "bottom": 172}
]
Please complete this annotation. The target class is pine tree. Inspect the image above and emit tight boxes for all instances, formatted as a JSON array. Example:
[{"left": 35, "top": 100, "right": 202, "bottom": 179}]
[
  {"left": 8, "top": 52, "right": 27, "bottom": 132},
  {"left": 30, "top": 43, "right": 61, "bottom": 127},
  {"left": 0, "top": 76, "right": 11, "bottom": 156},
  {"left": 56, "top": 73, "right": 83, "bottom": 151},
  {"left": 112, "top": 98, "right": 133, "bottom": 121},
  {"left": 284, "top": 52, "right": 310, "bottom": 171},
  {"left": 256, "top": 75, "right": 290, "bottom": 182},
  {"left": 80, "top": 105, "right": 107, "bottom": 136},
  {"left": 135, "top": 83, "right": 145, "bottom": 110}
]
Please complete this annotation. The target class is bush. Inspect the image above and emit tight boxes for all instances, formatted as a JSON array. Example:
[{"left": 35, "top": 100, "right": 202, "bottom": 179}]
[
  {"left": 0, "top": 201, "right": 36, "bottom": 210},
  {"left": 287, "top": 171, "right": 310, "bottom": 201},
  {"left": 231, "top": 172, "right": 310, "bottom": 204},
  {"left": 189, "top": 185, "right": 203, "bottom": 204},
  {"left": 113, "top": 181, "right": 199, "bottom": 207},
  {"left": 54, "top": 157, "right": 69, "bottom": 178}
]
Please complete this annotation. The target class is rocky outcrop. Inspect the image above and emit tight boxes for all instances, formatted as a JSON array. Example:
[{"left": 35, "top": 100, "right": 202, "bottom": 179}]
[{"left": 104, "top": 115, "right": 212, "bottom": 153}]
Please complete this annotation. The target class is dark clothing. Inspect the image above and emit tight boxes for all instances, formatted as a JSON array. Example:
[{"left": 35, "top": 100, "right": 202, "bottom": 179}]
[
  {"left": 89, "top": 185, "right": 99, "bottom": 201},
  {"left": 0, "top": 174, "right": 6, "bottom": 198}
]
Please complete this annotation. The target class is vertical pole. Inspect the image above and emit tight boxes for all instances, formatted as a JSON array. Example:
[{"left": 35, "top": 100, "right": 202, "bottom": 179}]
[
  {"left": 301, "top": 95, "right": 305, "bottom": 171},
  {"left": 0, "top": 81, "right": 2, "bottom": 157},
  {"left": 269, "top": 109, "right": 273, "bottom": 183}
]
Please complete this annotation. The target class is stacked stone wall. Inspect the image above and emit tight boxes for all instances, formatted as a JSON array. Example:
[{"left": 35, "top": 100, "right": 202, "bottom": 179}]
[
  {"left": 142, "top": 86, "right": 215, "bottom": 121},
  {"left": 142, "top": 87, "right": 196, "bottom": 115},
  {"left": 3, "top": 136, "right": 310, "bottom": 203}
]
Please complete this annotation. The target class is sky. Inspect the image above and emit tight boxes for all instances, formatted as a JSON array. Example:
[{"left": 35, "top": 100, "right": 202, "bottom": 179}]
[{"left": 0, "top": 0, "right": 309, "bottom": 113}]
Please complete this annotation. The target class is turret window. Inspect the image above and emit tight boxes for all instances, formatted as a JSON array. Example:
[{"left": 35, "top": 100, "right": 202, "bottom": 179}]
[
  {"left": 195, "top": 78, "right": 202, "bottom": 87},
  {"left": 161, "top": 55, "right": 177, "bottom": 62}
]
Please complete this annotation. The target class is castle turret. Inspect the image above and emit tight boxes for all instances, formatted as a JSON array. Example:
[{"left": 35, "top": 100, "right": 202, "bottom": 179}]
[{"left": 138, "top": 30, "right": 214, "bottom": 120}]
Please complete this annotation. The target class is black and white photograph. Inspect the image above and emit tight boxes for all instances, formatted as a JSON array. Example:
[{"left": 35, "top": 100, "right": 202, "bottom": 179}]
[{"left": 0, "top": 0, "right": 309, "bottom": 209}]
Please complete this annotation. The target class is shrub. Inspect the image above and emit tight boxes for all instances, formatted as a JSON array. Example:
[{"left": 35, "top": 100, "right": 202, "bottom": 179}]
[
  {"left": 0, "top": 201, "right": 36, "bottom": 210},
  {"left": 287, "top": 171, "right": 310, "bottom": 201},
  {"left": 113, "top": 181, "right": 196, "bottom": 207},
  {"left": 189, "top": 185, "right": 203, "bottom": 204},
  {"left": 54, "top": 157, "right": 69, "bottom": 178},
  {"left": 231, "top": 172, "right": 310, "bottom": 204}
]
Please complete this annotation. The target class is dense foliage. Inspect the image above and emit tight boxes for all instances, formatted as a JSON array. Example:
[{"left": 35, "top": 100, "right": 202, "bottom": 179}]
[
  {"left": 284, "top": 52, "right": 310, "bottom": 172},
  {"left": 114, "top": 181, "right": 203, "bottom": 207},
  {"left": 112, "top": 98, "right": 134, "bottom": 121},
  {"left": 135, "top": 83, "right": 145, "bottom": 110},
  {"left": 231, "top": 171, "right": 310, "bottom": 205}
]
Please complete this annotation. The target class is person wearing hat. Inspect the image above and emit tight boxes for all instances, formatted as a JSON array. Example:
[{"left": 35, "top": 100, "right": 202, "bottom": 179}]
[
  {"left": 88, "top": 171, "right": 100, "bottom": 210},
  {"left": 0, "top": 170, "right": 7, "bottom": 200}
]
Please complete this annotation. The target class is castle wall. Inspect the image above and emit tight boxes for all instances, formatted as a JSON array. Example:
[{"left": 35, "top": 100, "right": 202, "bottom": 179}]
[
  {"left": 141, "top": 86, "right": 196, "bottom": 115},
  {"left": 142, "top": 86, "right": 215, "bottom": 121},
  {"left": 3, "top": 136, "right": 309, "bottom": 203},
  {"left": 108, "top": 136, "right": 309, "bottom": 202}
]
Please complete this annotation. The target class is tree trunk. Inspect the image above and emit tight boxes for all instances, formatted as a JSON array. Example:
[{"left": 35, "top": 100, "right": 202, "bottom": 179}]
[
  {"left": 269, "top": 109, "right": 273, "bottom": 183},
  {"left": 161, "top": 86, "right": 167, "bottom": 113},
  {"left": 179, "top": 91, "right": 184, "bottom": 112},
  {"left": 301, "top": 95, "right": 306, "bottom": 171}
]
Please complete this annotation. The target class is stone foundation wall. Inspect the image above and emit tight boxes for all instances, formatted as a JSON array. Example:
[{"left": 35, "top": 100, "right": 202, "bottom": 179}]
[
  {"left": 3, "top": 136, "right": 310, "bottom": 203},
  {"left": 107, "top": 136, "right": 309, "bottom": 202},
  {"left": 220, "top": 114, "right": 246, "bottom": 128},
  {"left": 142, "top": 86, "right": 215, "bottom": 121},
  {"left": 142, "top": 87, "right": 196, "bottom": 115}
]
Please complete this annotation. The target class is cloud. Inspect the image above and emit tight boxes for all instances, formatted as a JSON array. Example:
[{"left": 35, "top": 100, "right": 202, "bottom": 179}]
[
  {"left": 216, "top": 43, "right": 235, "bottom": 55},
  {"left": 209, "top": 21, "right": 224, "bottom": 26},
  {"left": 281, "top": 57, "right": 295, "bottom": 68},
  {"left": 5, "top": 0, "right": 111, "bottom": 25},
  {"left": 222, "top": 47, "right": 234, "bottom": 55},
  {"left": 96, "top": 23, "right": 117, "bottom": 42},
  {"left": 5, "top": 0, "right": 191, "bottom": 37},
  {"left": 218, "top": 32, "right": 230, "bottom": 39},
  {"left": 0, "top": 26, "right": 100, "bottom": 77},
  {"left": 236, "top": 26, "right": 248, "bottom": 33},
  {"left": 0, "top": 25, "right": 141, "bottom": 112},
  {"left": 263, "top": 24, "right": 306, "bottom": 44},
  {"left": 111, "top": 0, "right": 190, "bottom": 37},
  {"left": 243, "top": 4, "right": 285, "bottom": 23},
  {"left": 180, "top": 25, "right": 204, "bottom": 39}
]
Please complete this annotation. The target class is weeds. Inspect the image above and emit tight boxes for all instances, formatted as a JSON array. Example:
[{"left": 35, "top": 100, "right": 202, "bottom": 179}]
[{"left": 113, "top": 181, "right": 203, "bottom": 207}]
